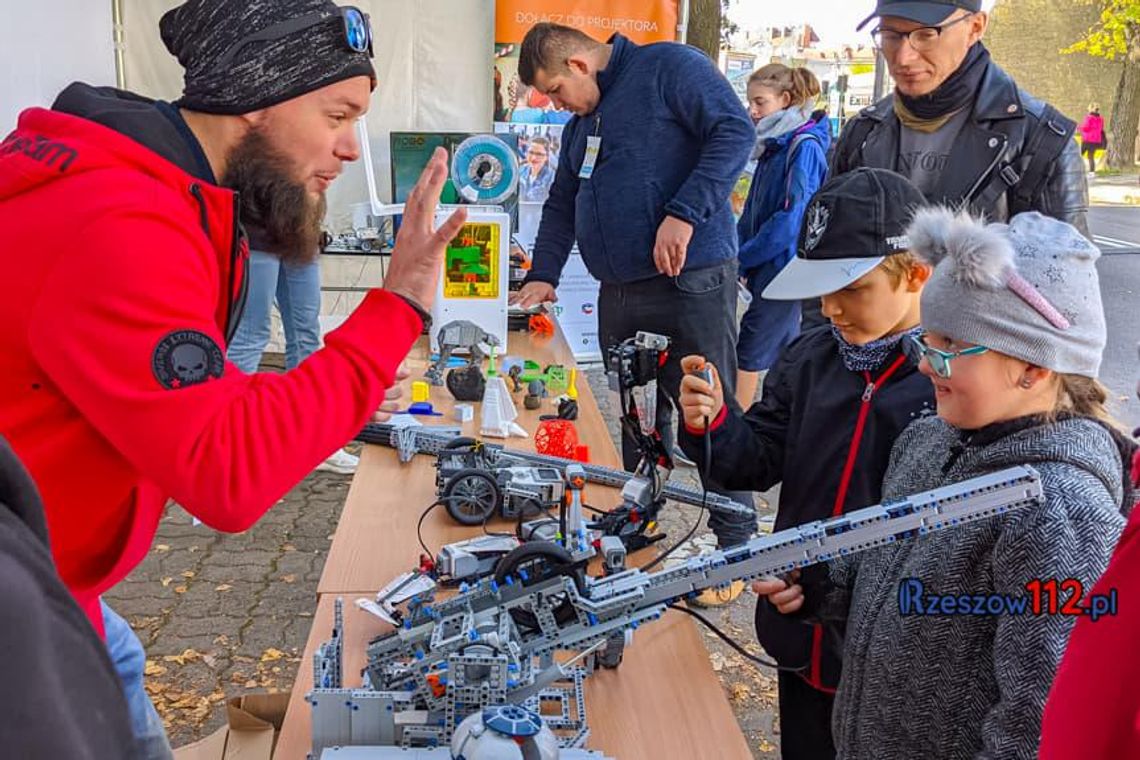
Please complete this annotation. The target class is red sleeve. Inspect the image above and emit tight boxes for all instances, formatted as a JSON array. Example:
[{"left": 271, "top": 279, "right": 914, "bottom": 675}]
[
  {"left": 27, "top": 209, "right": 419, "bottom": 532},
  {"left": 1040, "top": 508, "right": 1140, "bottom": 758}
]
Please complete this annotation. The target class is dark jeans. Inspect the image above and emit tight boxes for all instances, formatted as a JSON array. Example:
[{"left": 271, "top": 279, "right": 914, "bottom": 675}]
[
  {"left": 778, "top": 671, "right": 837, "bottom": 760},
  {"left": 597, "top": 259, "right": 755, "bottom": 547}
]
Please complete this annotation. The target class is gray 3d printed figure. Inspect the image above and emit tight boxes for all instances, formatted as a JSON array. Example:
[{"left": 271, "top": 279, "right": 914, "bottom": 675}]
[{"left": 426, "top": 320, "right": 501, "bottom": 386}]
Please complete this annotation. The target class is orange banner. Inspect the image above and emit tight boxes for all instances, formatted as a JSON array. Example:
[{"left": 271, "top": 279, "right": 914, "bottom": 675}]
[{"left": 495, "top": 0, "right": 680, "bottom": 45}]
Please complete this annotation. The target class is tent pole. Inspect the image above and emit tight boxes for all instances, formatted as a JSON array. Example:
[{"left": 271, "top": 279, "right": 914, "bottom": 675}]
[
  {"left": 112, "top": 0, "right": 126, "bottom": 89},
  {"left": 677, "top": 0, "right": 690, "bottom": 44}
]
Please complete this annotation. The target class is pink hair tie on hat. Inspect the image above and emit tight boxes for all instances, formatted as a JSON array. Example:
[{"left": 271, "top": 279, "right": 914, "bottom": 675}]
[{"left": 1005, "top": 271, "right": 1071, "bottom": 331}]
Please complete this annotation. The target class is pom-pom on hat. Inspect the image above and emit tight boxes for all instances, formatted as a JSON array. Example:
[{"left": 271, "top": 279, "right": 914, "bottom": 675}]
[{"left": 910, "top": 209, "right": 1106, "bottom": 377}]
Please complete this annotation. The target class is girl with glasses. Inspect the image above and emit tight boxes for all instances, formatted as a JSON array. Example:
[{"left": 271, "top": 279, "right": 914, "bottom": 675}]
[{"left": 756, "top": 209, "right": 1132, "bottom": 759}]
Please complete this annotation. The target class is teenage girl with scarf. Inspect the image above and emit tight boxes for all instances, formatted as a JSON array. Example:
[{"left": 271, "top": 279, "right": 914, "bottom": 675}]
[
  {"left": 756, "top": 210, "right": 1132, "bottom": 759},
  {"left": 732, "top": 64, "right": 831, "bottom": 409}
]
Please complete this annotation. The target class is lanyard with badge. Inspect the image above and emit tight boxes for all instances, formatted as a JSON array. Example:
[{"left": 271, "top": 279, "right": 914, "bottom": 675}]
[{"left": 579, "top": 114, "right": 602, "bottom": 180}]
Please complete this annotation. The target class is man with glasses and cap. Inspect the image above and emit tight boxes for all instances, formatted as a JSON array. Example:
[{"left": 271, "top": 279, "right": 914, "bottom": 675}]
[
  {"left": 0, "top": 2, "right": 464, "bottom": 756},
  {"left": 832, "top": 0, "right": 1088, "bottom": 236}
]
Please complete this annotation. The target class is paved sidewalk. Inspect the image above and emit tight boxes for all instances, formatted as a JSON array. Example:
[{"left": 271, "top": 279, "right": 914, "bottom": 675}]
[
  {"left": 1090, "top": 172, "right": 1140, "bottom": 206},
  {"left": 105, "top": 363, "right": 781, "bottom": 756}
]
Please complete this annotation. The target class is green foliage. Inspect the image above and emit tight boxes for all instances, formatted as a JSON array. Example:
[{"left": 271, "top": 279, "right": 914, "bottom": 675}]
[{"left": 1064, "top": 0, "right": 1140, "bottom": 60}]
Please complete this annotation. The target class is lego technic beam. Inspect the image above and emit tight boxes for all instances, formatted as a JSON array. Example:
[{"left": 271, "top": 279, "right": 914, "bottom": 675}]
[
  {"left": 354, "top": 421, "right": 755, "bottom": 518},
  {"left": 309, "top": 466, "right": 1043, "bottom": 757}
]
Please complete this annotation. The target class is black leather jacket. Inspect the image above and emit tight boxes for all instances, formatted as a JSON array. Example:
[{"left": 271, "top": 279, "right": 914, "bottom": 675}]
[{"left": 832, "top": 59, "right": 1090, "bottom": 238}]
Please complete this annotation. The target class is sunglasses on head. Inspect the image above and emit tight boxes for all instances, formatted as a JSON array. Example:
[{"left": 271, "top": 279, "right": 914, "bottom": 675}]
[{"left": 212, "top": 6, "right": 373, "bottom": 73}]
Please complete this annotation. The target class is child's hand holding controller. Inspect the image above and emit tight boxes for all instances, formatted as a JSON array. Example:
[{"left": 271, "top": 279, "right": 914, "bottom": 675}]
[
  {"left": 752, "top": 570, "right": 804, "bottom": 614},
  {"left": 679, "top": 355, "right": 723, "bottom": 430}
]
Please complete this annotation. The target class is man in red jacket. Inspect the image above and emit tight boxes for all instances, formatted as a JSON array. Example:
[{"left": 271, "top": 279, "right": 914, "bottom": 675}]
[{"left": 0, "top": 1, "right": 465, "bottom": 756}]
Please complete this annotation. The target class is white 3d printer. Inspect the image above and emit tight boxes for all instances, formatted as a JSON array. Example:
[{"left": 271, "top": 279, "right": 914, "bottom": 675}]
[{"left": 357, "top": 120, "right": 513, "bottom": 353}]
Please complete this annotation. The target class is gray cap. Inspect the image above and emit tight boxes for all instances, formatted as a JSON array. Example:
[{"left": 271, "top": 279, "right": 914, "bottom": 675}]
[{"left": 910, "top": 209, "right": 1106, "bottom": 377}]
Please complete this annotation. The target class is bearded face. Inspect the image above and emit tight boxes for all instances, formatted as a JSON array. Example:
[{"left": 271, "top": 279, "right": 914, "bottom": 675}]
[{"left": 221, "top": 126, "right": 327, "bottom": 265}]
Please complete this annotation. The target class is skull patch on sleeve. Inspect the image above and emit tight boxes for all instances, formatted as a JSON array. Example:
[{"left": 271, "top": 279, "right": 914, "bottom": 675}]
[{"left": 152, "top": 330, "right": 225, "bottom": 390}]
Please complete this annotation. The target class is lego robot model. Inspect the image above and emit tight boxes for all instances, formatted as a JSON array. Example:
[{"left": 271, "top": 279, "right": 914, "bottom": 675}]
[
  {"left": 359, "top": 464, "right": 598, "bottom": 624},
  {"left": 594, "top": 331, "right": 675, "bottom": 551},
  {"left": 308, "top": 466, "right": 1044, "bottom": 759}
]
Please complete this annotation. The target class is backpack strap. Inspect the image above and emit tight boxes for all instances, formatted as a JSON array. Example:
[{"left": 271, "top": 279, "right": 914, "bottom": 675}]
[
  {"left": 970, "top": 103, "right": 1075, "bottom": 216},
  {"left": 832, "top": 113, "right": 877, "bottom": 173},
  {"left": 783, "top": 128, "right": 824, "bottom": 207}
]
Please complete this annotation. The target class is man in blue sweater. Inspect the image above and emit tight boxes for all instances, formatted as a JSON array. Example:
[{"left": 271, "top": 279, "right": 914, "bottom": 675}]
[{"left": 511, "top": 24, "right": 757, "bottom": 583}]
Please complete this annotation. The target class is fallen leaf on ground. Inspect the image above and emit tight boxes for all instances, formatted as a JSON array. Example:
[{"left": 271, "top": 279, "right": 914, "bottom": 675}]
[
  {"left": 181, "top": 570, "right": 195, "bottom": 578},
  {"left": 282, "top": 543, "right": 296, "bottom": 552},
  {"left": 144, "top": 660, "right": 168, "bottom": 677},
  {"left": 280, "top": 574, "right": 296, "bottom": 583},
  {"left": 730, "top": 683, "right": 752, "bottom": 703},
  {"left": 162, "top": 649, "right": 202, "bottom": 666},
  {"left": 214, "top": 584, "right": 233, "bottom": 592},
  {"left": 244, "top": 679, "right": 259, "bottom": 688},
  {"left": 174, "top": 585, "right": 188, "bottom": 594},
  {"left": 161, "top": 577, "right": 173, "bottom": 587},
  {"left": 709, "top": 652, "right": 726, "bottom": 672},
  {"left": 260, "top": 648, "right": 285, "bottom": 663},
  {"left": 155, "top": 544, "right": 171, "bottom": 553}
]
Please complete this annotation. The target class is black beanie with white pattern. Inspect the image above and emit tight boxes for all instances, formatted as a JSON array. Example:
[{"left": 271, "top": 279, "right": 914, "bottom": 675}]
[{"left": 160, "top": 0, "right": 375, "bottom": 115}]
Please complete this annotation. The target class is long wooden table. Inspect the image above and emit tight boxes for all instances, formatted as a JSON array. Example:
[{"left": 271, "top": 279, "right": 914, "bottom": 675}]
[{"left": 273, "top": 328, "right": 752, "bottom": 760}]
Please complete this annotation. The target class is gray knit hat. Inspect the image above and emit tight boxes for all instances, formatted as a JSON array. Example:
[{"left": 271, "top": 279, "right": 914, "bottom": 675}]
[
  {"left": 160, "top": 0, "right": 376, "bottom": 115},
  {"left": 910, "top": 209, "right": 1106, "bottom": 377}
]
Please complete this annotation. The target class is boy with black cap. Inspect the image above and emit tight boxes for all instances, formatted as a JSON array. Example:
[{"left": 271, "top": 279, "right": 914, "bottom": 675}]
[
  {"left": 0, "top": 2, "right": 464, "bottom": 756},
  {"left": 678, "top": 168, "right": 935, "bottom": 760}
]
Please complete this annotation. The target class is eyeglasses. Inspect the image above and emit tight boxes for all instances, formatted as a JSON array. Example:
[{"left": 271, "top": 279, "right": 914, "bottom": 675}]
[
  {"left": 871, "top": 13, "right": 975, "bottom": 54},
  {"left": 212, "top": 6, "right": 373, "bottom": 73},
  {"left": 905, "top": 333, "right": 989, "bottom": 379}
]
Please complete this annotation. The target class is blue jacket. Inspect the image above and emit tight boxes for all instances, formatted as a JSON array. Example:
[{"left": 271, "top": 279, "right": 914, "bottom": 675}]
[
  {"left": 737, "top": 114, "right": 831, "bottom": 276},
  {"left": 526, "top": 35, "right": 754, "bottom": 286}
]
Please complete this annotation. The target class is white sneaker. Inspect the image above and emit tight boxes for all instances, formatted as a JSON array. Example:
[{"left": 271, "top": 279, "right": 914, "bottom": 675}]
[{"left": 316, "top": 449, "right": 359, "bottom": 474}]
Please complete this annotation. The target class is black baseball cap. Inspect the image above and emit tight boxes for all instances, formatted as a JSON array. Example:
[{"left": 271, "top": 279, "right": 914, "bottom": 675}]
[
  {"left": 857, "top": 0, "right": 982, "bottom": 31},
  {"left": 762, "top": 168, "right": 927, "bottom": 301}
]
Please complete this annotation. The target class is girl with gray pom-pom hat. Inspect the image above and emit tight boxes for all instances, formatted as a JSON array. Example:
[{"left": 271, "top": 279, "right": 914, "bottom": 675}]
[{"left": 764, "top": 210, "right": 1134, "bottom": 759}]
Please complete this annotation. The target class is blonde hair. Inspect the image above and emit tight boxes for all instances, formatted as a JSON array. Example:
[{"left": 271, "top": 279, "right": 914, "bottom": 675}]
[
  {"left": 747, "top": 64, "right": 821, "bottom": 108},
  {"left": 1052, "top": 374, "right": 1121, "bottom": 428},
  {"left": 878, "top": 251, "right": 924, "bottom": 287}
]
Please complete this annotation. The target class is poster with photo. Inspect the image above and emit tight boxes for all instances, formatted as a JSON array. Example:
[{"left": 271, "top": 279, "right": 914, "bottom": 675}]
[{"left": 493, "top": 122, "right": 563, "bottom": 205}]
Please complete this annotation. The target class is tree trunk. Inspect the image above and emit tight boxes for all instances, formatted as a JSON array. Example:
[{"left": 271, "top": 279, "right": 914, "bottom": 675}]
[
  {"left": 687, "top": 0, "right": 721, "bottom": 59},
  {"left": 1106, "top": 49, "right": 1140, "bottom": 170}
]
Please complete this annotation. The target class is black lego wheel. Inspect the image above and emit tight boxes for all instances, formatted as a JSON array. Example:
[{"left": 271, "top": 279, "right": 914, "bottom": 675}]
[
  {"left": 494, "top": 542, "right": 585, "bottom": 631},
  {"left": 493, "top": 541, "right": 576, "bottom": 586},
  {"left": 442, "top": 469, "right": 500, "bottom": 525}
]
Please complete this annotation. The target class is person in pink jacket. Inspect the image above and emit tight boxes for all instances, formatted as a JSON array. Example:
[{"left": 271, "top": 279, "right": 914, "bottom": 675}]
[{"left": 1079, "top": 105, "right": 1106, "bottom": 174}]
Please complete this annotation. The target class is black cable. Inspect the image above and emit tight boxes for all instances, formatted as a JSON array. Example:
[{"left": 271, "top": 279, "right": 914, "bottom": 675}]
[
  {"left": 416, "top": 500, "right": 443, "bottom": 559},
  {"left": 481, "top": 500, "right": 514, "bottom": 539},
  {"left": 418, "top": 495, "right": 511, "bottom": 561},
  {"left": 638, "top": 414, "right": 710, "bottom": 573},
  {"left": 665, "top": 603, "right": 806, "bottom": 673}
]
